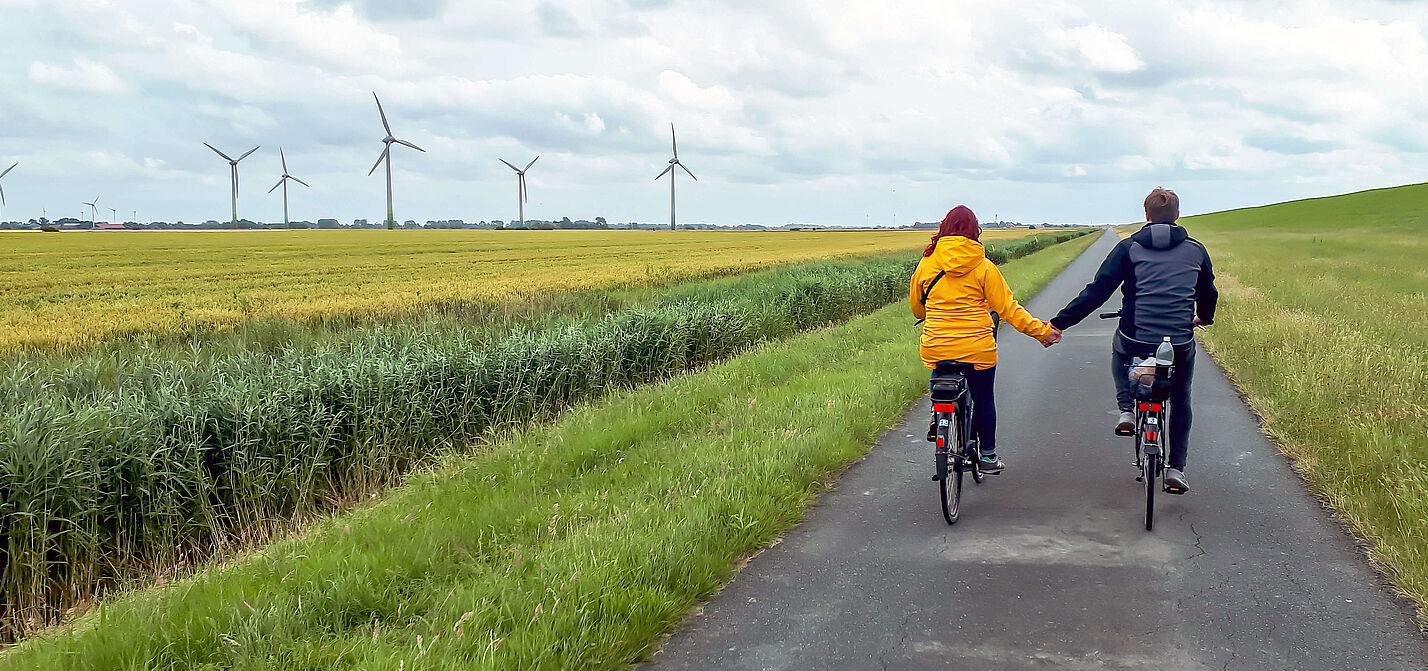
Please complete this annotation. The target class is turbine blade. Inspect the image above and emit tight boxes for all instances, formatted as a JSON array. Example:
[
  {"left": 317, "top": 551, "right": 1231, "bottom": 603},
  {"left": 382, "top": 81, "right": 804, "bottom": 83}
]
[
  {"left": 368, "top": 146, "right": 390, "bottom": 176},
  {"left": 280, "top": 147, "right": 288, "bottom": 174},
  {"left": 291, "top": 176, "right": 310, "bottom": 188},
  {"left": 679, "top": 163, "right": 698, "bottom": 181},
  {"left": 0, "top": 162, "right": 15, "bottom": 179},
  {"left": 524, "top": 156, "right": 539, "bottom": 171},
  {"left": 0, "top": 183, "right": 6, "bottom": 206},
  {"left": 374, "top": 92, "right": 392, "bottom": 135},
  {"left": 269, "top": 177, "right": 285, "bottom": 193},
  {"left": 93, "top": 196, "right": 100, "bottom": 206},
  {"left": 521, "top": 174, "right": 528, "bottom": 203},
  {"left": 395, "top": 139, "right": 425, "bottom": 152},
  {"left": 499, "top": 158, "right": 520, "bottom": 172},
  {"left": 670, "top": 123, "right": 678, "bottom": 159},
  {"left": 236, "top": 146, "right": 260, "bottom": 162},
  {"left": 655, "top": 164, "right": 674, "bottom": 180},
  {"left": 204, "top": 142, "right": 234, "bottom": 161}
]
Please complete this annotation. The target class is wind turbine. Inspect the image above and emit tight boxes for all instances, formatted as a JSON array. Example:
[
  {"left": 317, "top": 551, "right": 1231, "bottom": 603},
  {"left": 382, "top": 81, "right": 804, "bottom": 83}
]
[
  {"left": 82, "top": 196, "right": 100, "bottom": 223},
  {"left": 498, "top": 156, "right": 539, "bottom": 229},
  {"left": 367, "top": 92, "right": 425, "bottom": 230},
  {"left": 268, "top": 147, "right": 309, "bottom": 228},
  {"left": 108, "top": 208, "right": 117, "bottom": 224},
  {"left": 654, "top": 123, "right": 696, "bottom": 230},
  {"left": 0, "top": 161, "right": 15, "bottom": 205},
  {"left": 0, "top": 162, "right": 15, "bottom": 211},
  {"left": 204, "top": 143, "right": 260, "bottom": 225}
]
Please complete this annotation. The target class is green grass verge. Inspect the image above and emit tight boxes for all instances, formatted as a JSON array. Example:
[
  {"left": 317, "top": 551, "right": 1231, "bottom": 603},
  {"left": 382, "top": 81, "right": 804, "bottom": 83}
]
[
  {"left": 1181, "top": 183, "right": 1428, "bottom": 620},
  {"left": 1, "top": 234, "right": 1092, "bottom": 669}
]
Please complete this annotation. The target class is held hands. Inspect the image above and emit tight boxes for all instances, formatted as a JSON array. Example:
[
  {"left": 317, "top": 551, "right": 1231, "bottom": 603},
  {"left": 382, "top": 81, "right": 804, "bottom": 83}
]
[{"left": 1039, "top": 325, "right": 1063, "bottom": 348}]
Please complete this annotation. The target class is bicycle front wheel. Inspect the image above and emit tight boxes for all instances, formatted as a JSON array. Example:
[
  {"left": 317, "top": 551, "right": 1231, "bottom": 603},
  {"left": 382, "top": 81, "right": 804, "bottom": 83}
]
[{"left": 939, "top": 420, "right": 963, "bottom": 525}]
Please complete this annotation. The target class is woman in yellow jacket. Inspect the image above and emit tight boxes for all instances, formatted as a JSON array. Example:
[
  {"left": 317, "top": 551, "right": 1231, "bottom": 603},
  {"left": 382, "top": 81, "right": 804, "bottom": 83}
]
[{"left": 909, "top": 206, "right": 1058, "bottom": 474}]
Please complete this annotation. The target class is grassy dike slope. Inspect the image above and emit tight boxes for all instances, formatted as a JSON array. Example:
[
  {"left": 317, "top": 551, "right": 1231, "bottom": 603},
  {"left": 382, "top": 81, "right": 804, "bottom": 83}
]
[
  {"left": 4, "top": 234, "right": 1095, "bottom": 670},
  {"left": 1182, "top": 183, "right": 1428, "bottom": 618}
]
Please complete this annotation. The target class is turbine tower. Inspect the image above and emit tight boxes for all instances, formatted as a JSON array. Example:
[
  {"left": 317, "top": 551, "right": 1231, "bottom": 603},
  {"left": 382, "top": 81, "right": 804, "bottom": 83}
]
[
  {"left": 82, "top": 196, "right": 100, "bottom": 224},
  {"left": 108, "top": 208, "right": 117, "bottom": 224},
  {"left": 0, "top": 162, "right": 15, "bottom": 210},
  {"left": 654, "top": 123, "right": 696, "bottom": 231},
  {"left": 498, "top": 156, "right": 539, "bottom": 229},
  {"left": 268, "top": 147, "right": 309, "bottom": 228},
  {"left": 204, "top": 143, "right": 260, "bottom": 225},
  {"left": 367, "top": 92, "right": 425, "bottom": 230}
]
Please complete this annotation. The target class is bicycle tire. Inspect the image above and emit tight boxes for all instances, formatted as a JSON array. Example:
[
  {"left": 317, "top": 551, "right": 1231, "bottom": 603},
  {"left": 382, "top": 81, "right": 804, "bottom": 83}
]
[
  {"left": 1144, "top": 452, "right": 1158, "bottom": 531},
  {"left": 939, "top": 418, "right": 963, "bottom": 525}
]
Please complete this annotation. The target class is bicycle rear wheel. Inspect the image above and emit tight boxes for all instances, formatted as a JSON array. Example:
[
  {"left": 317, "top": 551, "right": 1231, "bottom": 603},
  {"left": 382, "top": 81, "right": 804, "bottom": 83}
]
[
  {"left": 939, "top": 418, "right": 963, "bottom": 525},
  {"left": 1144, "top": 452, "right": 1159, "bottom": 531}
]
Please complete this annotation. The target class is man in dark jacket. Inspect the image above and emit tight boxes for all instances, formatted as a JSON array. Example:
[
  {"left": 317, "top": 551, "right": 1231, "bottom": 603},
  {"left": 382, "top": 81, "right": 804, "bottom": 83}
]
[{"left": 1046, "top": 187, "right": 1218, "bottom": 493}]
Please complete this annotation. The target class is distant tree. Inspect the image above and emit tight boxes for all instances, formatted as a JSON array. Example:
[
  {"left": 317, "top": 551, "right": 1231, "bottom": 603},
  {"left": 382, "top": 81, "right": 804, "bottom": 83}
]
[
  {"left": 595, "top": 216, "right": 607, "bottom": 227},
  {"left": 317, "top": 218, "right": 340, "bottom": 229}
]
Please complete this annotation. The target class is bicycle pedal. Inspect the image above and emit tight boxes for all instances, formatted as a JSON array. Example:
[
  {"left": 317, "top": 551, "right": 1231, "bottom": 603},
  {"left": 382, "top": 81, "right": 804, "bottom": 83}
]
[
  {"left": 1165, "top": 486, "right": 1187, "bottom": 495},
  {"left": 1115, "top": 427, "right": 1134, "bottom": 437}
]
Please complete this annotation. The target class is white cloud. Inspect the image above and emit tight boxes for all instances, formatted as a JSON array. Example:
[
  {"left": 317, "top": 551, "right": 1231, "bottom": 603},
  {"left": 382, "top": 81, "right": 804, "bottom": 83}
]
[
  {"left": 28, "top": 58, "right": 125, "bottom": 93},
  {"left": 1046, "top": 24, "right": 1145, "bottom": 73}
]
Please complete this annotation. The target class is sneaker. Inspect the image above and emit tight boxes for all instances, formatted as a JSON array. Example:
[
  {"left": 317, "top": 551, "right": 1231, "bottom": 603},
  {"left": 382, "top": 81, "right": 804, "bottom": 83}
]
[
  {"left": 1114, "top": 411, "right": 1135, "bottom": 436},
  {"left": 977, "top": 454, "right": 1005, "bottom": 475},
  {"left": 1164, "top": 468, "right": 1189, "bottom": 494}
]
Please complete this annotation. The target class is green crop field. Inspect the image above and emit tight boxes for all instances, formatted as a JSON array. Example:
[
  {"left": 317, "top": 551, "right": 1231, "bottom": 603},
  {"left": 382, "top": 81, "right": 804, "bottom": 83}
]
[{"left": 1182, "top": 183, "right": 1428, "bottom": 617}]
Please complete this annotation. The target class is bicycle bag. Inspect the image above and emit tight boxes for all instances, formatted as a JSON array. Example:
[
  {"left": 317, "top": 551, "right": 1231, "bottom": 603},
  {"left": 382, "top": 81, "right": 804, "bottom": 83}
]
[{"left": 930, "top": 377, "right": 967, "bottom": 402}]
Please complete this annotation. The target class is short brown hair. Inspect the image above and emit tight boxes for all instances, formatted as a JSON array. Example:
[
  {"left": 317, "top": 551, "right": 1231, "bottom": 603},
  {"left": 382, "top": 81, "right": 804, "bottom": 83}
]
[{"left": 1144, "top": 187, "right": 1179, "bottom": 223}]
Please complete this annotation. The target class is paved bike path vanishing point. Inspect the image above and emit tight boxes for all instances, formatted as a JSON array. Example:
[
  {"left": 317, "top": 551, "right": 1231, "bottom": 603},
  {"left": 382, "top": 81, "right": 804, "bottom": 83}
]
[{"left": 644, "top": 230, "right": 1428, "bottom": 671}]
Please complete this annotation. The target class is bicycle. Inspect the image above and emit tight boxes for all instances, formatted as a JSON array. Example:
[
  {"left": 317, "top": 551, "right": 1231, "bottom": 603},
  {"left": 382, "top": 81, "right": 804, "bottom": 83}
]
[
  {"left": 930, "top": 360, "right": 985, "bottom": 525},
  {"left": 1099, "top": 311, "right": 1183, "bottom": 531}
]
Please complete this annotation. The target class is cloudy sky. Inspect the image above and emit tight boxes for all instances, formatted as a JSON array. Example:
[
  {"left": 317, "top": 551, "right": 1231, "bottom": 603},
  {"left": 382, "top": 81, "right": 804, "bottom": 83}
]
[{"left": 2, "top": 0, "right": 1426, "bottom": 227}]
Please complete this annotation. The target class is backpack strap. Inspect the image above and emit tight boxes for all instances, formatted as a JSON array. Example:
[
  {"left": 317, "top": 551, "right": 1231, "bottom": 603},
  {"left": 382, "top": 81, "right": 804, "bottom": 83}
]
[
  {"left": 920, "top": 270, "right": 947, "bottom": 305},
  {"left": 913, "top": 270, "right": 947, "bottom": 325}
]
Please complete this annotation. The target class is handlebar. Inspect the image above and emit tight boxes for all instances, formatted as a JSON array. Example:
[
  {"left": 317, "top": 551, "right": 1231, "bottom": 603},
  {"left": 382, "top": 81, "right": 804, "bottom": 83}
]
[{"left": 1099, "top": 310, "right": 1208, "bottom": 329}]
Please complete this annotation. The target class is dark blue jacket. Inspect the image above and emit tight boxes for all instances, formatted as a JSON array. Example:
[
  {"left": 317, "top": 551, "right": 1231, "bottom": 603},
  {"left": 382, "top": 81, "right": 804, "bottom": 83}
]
[{"left": 1050, "top": 224, "right": 1217, "bottom": 346}]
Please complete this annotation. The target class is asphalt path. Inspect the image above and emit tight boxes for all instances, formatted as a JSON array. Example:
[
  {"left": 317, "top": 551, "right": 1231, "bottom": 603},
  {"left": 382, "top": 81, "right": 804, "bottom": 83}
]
[{"left": 643, "top": 230, "right": 1428, "bottom": 671}]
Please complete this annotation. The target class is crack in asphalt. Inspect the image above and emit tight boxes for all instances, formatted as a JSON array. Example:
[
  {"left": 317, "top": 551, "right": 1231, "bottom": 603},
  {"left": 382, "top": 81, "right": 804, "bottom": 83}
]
[{"left": 1187, "top": 521, "right": 1207, "bottom": 560}]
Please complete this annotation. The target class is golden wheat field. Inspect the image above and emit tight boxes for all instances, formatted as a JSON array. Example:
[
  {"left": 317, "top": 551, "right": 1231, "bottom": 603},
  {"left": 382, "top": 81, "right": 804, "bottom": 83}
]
[{"left": 0, "top": 228, "right": 1043, "bottom": 351}]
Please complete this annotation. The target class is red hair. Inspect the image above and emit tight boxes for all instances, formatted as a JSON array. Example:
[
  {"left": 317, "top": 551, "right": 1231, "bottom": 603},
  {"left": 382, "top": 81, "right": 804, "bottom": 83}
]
[{"left": 923, "top": 205, "right": 980, "bottom": 257}]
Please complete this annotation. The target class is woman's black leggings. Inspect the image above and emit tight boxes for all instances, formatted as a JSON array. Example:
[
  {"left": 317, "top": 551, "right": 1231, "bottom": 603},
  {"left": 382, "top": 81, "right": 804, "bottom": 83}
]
[{"left": 930, "top": 365, "right": 998, "bottom": 455}]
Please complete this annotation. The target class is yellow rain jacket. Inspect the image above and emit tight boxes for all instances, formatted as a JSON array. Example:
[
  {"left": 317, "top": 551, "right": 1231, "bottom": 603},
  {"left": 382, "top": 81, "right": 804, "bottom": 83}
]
[{"left": 909, "top": 236, "right": 1051, "bottom": 370}]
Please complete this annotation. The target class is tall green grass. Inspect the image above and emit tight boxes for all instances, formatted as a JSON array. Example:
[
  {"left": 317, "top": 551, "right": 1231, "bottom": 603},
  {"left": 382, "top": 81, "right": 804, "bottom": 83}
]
[
  {"left": 0, "top": 231, "right": 1092, "bottom": 641},
  {"left": 1181, "top": 184, "right": 1428, "bottom": 618},
  {"left": 0, "top": 231, "right": 1094, "bottom": 669}
]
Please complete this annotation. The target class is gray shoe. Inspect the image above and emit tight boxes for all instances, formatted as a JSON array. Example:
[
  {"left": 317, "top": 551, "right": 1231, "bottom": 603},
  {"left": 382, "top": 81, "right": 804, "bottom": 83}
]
[
  {"left": 1114, "top": 411, "right": 1135, "bottom": 436},
  {"left": 1165, "top": 468, "right": 1189, "bottom": 494}
]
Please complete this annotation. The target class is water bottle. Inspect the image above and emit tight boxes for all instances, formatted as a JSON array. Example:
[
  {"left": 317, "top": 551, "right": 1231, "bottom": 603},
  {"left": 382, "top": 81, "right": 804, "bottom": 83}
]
[{"left": 1155, "top": 336, "right": 1175, "bottom": 366}]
